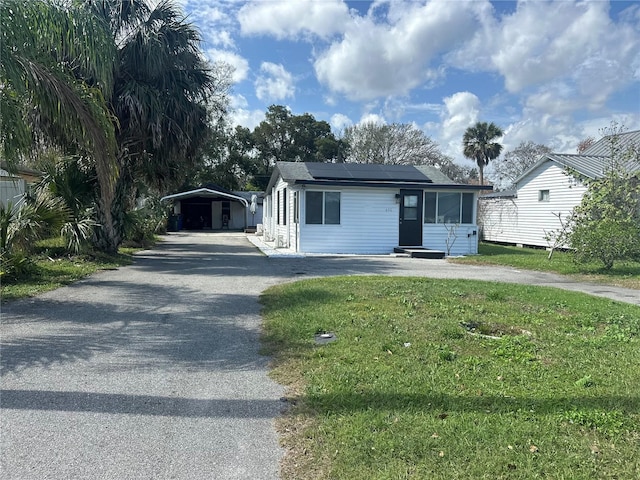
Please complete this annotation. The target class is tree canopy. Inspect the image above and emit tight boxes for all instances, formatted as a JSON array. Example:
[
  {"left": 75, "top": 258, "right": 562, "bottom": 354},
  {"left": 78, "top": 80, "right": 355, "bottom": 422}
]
[
  {"left": 342, "top": 122, "right": 441, "bottom": 165},
  {"left": 1, "top": 0, "right": 230, "bottom": 253},
  {"left": 488, "top": 141, "right": 551, "bottom": 190}
]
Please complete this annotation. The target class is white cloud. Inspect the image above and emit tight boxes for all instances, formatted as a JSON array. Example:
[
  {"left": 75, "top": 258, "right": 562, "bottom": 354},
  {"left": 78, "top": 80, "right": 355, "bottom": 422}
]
[
  {"left": 359, "top": 113, "right": 386, "bottom": 125},
  {"left": 254, "top": 62, "right": 295, "bottom": 102},
  {"left": 206, "top": 49, "right": 249, "bottom": 84},
  {"left": 183, "top": 1, "right": 239, "bottom": 48},
  {"left": 451, "top": 1, "right": 640, "bottom": 114},
  {"left": 229, "top": 95, "right": 265, "bottom": 130},
  {"left": 330, "top": 113, "right": 353, "bottom": 133},
  {"left": 492, "top": 2, "right": 614, "bottom": 92},
  {"left": 238, "top": 0, "right": 351, "bottom": 39},
  {"left": 314, "top": 1, "right": 486, "bottom": 100},
  {"left": 439, "top": 92, "right": 480, "bottom": 157}
]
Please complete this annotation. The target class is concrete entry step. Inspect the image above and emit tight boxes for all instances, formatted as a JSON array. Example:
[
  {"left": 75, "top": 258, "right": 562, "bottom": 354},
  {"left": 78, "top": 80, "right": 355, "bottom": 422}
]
[{"left": 393, "top": 247, "right": 446, "bottom": 259}]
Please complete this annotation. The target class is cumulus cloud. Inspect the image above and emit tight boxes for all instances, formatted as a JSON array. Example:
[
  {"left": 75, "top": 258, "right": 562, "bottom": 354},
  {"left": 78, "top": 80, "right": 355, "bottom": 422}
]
[
  {"left": 359, "top": 113, "right": 387, "bottom": 125},
  {"left": 229, "top": 95, "right": 266, "bottom": 130},
  {"left": 314, "top": 1, "right": 487, "bottom": 100},
  {"left": 435, "top": 92, "right": 481, "bottom": 163},
  {"left": 255, "top": 62, "right": 295, "bottom": 102},
  {"left": 183, "top": 1, "right": 238, "bottom": 48},
  {"left": 238, "top": 0, "right": 351, "bottom": 39},
  {"left": 206, "top": 49, "right": 249, "bottom": 83},
  {"left": 450, "top": 1, "right": 640, "bottom": 113},
  {"left": 330, "top": 113, "right": 353, "bottom": 132}
]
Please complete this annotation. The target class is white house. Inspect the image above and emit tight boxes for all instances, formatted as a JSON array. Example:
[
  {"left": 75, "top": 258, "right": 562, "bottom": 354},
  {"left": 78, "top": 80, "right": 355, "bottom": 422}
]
[
  {"left": 161, "top": 185, "right": 264, "bottom": 231},
  {"left": 1, "top": 164, "right": 43, "bottom": 208},
  {"left": 479, "top": 130, "right": 640, "bottom": 248},
  {"left": 262, "top": 162, "right": 488, "bottom": 257}
]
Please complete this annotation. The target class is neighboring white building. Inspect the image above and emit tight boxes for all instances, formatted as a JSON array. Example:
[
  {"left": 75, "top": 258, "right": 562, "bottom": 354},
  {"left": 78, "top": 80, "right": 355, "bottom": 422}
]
[
  {"left": 262, "top": 162, "right": 487, "bottom": 256},
  {"left": 479, "top": 130, "right": 640, "bottom": 248},
  {"left": 1, "top": 164, "right": 43, "bottom": 208}
]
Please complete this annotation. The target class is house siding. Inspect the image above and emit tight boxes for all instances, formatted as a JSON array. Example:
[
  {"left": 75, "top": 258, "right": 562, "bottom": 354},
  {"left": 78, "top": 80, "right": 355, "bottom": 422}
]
[
  {"left": 480, "top": 162, "right": 587, "bottom": 247},
  {"left": 300, "top": 187, "right": 399, "bottom": 254},
  {"left": 263, "top": 180, "right": 481, "bottom": 255},
  {"left": 1, "top": 178, "right": 25, "bottom": 208}
]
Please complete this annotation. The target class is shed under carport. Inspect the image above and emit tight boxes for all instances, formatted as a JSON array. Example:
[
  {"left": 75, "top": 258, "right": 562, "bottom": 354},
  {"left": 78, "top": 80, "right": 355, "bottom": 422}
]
[{"left": 161, "top": 187, "right": 249, "bottom": 231}]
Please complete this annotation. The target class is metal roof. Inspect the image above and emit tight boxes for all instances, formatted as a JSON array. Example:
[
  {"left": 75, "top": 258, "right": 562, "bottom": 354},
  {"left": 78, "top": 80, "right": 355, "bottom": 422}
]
[
  {"left": 514, "top": 130, "right": 640, "bottom": 185},
  {"left": 160, "top": 188, "right": 249, "bottom": 206},
  {"left": 480, "top": 190, "right": 517, "bottom": 199},
  {"left": 581, "top": 129, "right": 640, "bottom": 156}
]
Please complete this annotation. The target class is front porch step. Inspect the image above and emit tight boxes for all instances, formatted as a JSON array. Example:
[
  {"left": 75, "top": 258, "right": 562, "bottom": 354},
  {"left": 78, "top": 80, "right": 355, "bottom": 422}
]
[{"left": 393, "top": 247, "right": 446, "bottom": 259}]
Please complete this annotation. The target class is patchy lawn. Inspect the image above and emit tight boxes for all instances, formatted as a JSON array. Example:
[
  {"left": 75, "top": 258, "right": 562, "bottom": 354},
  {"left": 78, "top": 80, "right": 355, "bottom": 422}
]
[
  {"left": 261, "top": 276, "right": 640, "bottom": 480},
  {"left": 449, "top": 243, "right": 640, "bottom": 290},
  {"left": 1, "top": 237, "right": 138, "bottom": 302}
]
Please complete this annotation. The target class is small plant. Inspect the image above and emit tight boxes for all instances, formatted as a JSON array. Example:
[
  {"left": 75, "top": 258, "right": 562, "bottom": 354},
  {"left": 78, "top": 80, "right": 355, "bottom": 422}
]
[
  {"left": 491, "top": 335, "right": 537, "bottom": 362},
  {"left": 564, "top": 409, "right": 626, "bottom": 437},
  {"left": 574, "top": 375, "right": 595, "bottom": 388},
  {"left": 437, "top": 344, "right": 457, "bottom": 362},
  {"left": 443, "top": 223, "right": 460, "bottom": 256}
]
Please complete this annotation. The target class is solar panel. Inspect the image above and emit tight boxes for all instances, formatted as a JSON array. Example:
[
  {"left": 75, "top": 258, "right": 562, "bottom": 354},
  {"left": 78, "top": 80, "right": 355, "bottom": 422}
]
[{"left": 306, "top": 163, "right": 432, "bottom": 182}]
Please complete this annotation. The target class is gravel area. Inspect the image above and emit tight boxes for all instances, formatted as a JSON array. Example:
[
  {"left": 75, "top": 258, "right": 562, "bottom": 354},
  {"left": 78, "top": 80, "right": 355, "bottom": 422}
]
[{"left": 1, "top": 232, "right": 637, "bottom": 480}]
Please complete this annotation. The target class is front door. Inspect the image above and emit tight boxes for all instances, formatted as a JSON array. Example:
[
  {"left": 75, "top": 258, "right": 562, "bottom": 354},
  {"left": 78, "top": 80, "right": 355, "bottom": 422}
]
[{"left": 399, "top": 189, "right": 423, "bottom": 246}]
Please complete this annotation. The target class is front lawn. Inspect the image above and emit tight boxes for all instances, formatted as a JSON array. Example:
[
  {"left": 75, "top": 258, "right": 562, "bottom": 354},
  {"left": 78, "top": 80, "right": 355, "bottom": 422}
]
[
  {"left": 450, "top": 242, "right": 640, "bottom": 290},
  {"left": 261, "top": 276, "right": 640, "bottom": 480}
]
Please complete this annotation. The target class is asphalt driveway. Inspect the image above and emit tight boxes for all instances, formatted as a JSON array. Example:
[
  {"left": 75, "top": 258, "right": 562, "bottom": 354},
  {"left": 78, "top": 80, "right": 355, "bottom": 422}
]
[{"left": 1, "top": 232, "right": 638, "bottom": 479}]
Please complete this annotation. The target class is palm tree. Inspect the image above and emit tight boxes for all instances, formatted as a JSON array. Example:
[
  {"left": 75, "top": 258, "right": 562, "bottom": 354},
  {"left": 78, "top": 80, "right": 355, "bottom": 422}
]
[
  {"left": 1, "top": 0, "right": 118, "bottom": 250},
  {"left": 87, "top": 0, "right": 228, "bottom": 251},
  {"left": 462, "top": 121, "right": 504, "bottom": 186},
  {"left": 2, "top": 0, "right": 228, "bottom": 253}
]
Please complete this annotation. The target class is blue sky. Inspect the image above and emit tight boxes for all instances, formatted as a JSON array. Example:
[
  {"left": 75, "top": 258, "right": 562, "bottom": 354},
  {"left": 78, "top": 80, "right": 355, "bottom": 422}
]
[{"left": 179, "top": 0, "right": 640, "bottom": 167}]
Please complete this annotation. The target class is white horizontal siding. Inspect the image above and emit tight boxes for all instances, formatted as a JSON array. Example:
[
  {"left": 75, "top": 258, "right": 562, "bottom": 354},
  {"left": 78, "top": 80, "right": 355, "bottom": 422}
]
[
  {"left": 1, "top": 179, "right": 25, "bottom": 208},
  {"left": 479, "top": 162, "right": 587, "bottom": 247},
  {"left": 424, "top": 224, "right": 479, "bottom": 256},
  {"left": 300, "top": 188, "right": 399, "bottom": 254}
]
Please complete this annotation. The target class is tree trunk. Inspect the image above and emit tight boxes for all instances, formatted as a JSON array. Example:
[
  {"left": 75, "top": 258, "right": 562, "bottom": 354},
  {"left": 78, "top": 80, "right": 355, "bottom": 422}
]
[{"left": 94, "top": 196, "right": 121, "bottom": 254}]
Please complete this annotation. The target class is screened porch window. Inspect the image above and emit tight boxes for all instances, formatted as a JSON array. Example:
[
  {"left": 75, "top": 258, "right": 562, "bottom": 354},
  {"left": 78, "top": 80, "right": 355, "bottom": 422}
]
[
  {"left": 424, "top": 192, "right": 475, "bottom": 224},
  {"left": 306, "top": 191, "right": 340, "bottom": 224}
]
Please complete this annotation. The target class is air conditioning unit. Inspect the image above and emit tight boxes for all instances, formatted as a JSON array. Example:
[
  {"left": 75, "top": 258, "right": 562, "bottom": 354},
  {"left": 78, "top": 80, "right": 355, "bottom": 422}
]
[{"left": 276, "top": 235, "right": 287, "bottom": 248}]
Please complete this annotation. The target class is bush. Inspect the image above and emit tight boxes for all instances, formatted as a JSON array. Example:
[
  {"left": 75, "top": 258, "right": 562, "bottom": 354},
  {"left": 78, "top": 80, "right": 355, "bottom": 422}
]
[{"left": 563, "top": 127, "right": 640, "bottom": 269}]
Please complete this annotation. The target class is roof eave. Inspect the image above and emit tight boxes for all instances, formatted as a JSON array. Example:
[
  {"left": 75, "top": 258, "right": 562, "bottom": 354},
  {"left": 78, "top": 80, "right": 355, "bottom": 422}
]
[{"left": 294, "top": 179, "right": 491, "bottom": 190}]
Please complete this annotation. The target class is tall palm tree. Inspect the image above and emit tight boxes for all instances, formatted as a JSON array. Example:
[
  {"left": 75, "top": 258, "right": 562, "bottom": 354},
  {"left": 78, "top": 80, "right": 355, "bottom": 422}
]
[
  {"left": 462, "top": 121, "right": 504, "bottom": 185},
  {"left": 87, "top": 0, "right": 227, "bottom": 251},
  {"left": 2, "top": 0, "right": 227, "bottom": 253}
]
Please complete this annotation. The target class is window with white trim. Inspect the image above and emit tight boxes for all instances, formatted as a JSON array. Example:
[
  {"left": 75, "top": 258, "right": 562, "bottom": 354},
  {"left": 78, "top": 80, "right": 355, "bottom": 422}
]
[
  {"left": 305, "top": 191, "right": 340, "bottom": 224},
  {"left": 424, "top": 192, "right": 474, "bottom": 224}
]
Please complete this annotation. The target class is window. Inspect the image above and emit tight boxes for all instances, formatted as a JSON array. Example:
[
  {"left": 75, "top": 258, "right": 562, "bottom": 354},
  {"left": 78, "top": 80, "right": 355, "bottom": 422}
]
[
  {"left": 538, "top": 189, "right": 550, "bottom": 202},
  {"left": 424, "top": 192, "right": 475, "bottom": 224},
  {"left": 424, "top": 192, "right": 437, "bottom": 223},
  {"left": 293, "top": 191, "right": 299, "bottom": 224},
  {"left": 403, "top": 195, "right": 418, "bottom": 220},
  {"left": 283, "top": 188, "right": 287, "bottom": 225},
  {"left": 305, "top": 191, "right": 341, "bottom": 225},
  {"left": 276, "top": 192, "right": 280, "bottom": 225}
]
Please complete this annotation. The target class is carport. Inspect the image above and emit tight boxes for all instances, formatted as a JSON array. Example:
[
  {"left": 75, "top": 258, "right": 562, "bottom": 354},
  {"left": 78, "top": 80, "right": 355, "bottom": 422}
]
[{"left": 161, "top": 187, "right": 249, "bottom": 231}]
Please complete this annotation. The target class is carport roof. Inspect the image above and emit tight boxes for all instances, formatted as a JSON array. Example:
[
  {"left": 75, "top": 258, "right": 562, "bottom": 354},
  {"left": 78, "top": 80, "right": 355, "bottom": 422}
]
[{"left": 161, "top": 188, "right": 249, "bottom": 207}]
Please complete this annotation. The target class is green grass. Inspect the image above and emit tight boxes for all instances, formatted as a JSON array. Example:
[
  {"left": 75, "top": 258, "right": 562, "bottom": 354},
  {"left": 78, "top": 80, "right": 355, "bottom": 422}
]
[
  {"left": 261, "top": 276, "right": 640, "bottom": 480},
  {"left": 449, "top": 243, "right": 640, "bottom": 290},
  {"left": 1, "top": 237, "right": 137, "bottom": 302}
]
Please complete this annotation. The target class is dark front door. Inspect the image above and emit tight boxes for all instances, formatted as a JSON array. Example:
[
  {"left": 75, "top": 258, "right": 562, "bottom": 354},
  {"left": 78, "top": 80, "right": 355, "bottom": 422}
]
[{"left": 399, "top": 189, "right": 423, "bottom": 246}]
